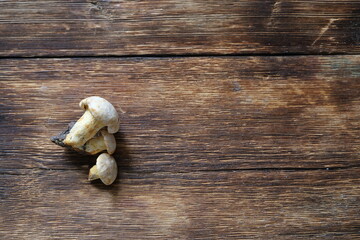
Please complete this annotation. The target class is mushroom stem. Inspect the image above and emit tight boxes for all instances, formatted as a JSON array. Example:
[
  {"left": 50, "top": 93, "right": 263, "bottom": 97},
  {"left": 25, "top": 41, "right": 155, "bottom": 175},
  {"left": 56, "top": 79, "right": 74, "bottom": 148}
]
[
  {"left": 83, "top": 135, "right": 107, "bottom": 155},
  {"left": 88, "top": 165, "right": 100, "bottom": 181},
  {"left": 82, "top": 130, "right": 116, "bottom": 155},
  {"left": 64, "top": 110, "right": 104, "bottom": 148},
  {"left": 51, "top": 97, "right": 120, "bottom": 151}
]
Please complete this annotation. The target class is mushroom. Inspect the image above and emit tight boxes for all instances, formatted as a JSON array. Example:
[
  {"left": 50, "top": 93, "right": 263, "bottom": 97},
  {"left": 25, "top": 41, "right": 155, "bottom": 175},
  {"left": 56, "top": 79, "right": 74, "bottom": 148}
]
[
  {"left": 83, "top": 129, "right": 116, "bottom": 155},
  {"left": 88, "top": 153, "right": 118, "bottom": 185},
  {"left": 63, "top": 96, "right": 119, "bottom": 148}
]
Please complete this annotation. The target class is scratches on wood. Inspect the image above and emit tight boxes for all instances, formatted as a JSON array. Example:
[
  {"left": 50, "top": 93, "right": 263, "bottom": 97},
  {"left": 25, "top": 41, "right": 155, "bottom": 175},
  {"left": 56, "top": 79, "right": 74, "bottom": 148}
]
[
  {"left": 0, "top": 1, "right": 359, "bottom": 238},
  {"left": 267, "top": 0, "right": 282, "bottom": 28},
  {"left": 0, "top": 0, "right": 359, "bottom": 56},
  {"left": 0, "top": 56, "right": 359, "bottom": 172},
  {"left": 1, "top": 168, "right": 360, "bottom": 239},
  {"left": 312, "top": 18, "right": 339, "bottom": 46}
]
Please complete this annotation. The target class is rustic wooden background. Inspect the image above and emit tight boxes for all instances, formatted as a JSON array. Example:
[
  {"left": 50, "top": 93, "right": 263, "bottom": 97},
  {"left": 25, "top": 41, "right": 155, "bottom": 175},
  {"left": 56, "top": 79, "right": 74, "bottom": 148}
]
[{"left": 1, "top": 0, "right": 360, "bottom": 239}]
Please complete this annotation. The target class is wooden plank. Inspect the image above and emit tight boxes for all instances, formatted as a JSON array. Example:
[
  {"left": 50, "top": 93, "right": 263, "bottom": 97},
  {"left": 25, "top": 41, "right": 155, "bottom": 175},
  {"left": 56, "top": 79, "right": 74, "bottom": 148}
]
[
  {"left": 0, "top": 0, "right": 359, "bottom": 56},
  {"left": 0, "top": 168, "right": 359, "bottom": 239},
  {"left": 0, "top": 56, "right": 359, "bottom": 172}
]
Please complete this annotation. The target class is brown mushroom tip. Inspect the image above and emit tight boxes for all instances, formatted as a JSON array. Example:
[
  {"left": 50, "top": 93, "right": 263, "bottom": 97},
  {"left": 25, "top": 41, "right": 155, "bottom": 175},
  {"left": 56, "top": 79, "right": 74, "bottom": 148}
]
[
  {"left": 95, "top": 153, "right": 118, "bottom": 185},
  {"left": 79, "top": 96, "right": 120, "bottom": 134},
  {"left": 100, "top": 129, "right": 116, "bottom": 155}
]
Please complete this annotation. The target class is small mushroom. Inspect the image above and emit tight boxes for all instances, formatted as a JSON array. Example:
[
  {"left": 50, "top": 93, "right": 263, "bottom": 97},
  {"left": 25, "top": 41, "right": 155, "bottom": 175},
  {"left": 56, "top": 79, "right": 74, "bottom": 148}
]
[
  {"left": 63, "top": 96, "right": 120, "bottom": 148},
  {"left": 88, "top": 153, "right": 118, "bottom": 185},
  {"left": 83, "top": 129, "right": 116, "bottom": 155}
]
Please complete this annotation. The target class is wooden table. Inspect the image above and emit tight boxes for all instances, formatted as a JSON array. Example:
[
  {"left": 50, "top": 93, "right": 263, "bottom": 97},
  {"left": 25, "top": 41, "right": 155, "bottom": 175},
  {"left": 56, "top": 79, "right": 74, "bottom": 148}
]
[{"left": 1, "top": 1, "right": 360, "bottom": 239}]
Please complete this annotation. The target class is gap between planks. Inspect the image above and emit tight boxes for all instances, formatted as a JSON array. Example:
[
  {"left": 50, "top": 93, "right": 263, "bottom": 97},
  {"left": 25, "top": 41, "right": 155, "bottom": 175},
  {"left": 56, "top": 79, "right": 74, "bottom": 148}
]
[{"left": 0, "top": 52, "right": 359, "bottom": 60}]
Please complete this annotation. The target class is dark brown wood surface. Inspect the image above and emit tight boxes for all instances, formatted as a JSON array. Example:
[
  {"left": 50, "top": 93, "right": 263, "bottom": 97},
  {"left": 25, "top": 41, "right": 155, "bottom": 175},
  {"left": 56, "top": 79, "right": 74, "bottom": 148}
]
[
  {"left": 0, "top": 56, "right": 360, "bottom": 238},
  {"left": 1, "top": 0, "right": 360, "bottom": 239},
  {"left": 0, "top": 56, "right": 360, "bottom": 172},
  {"left": 0, "top": 0, "right": 359, "bottom": 56},
  {"left": 1, "top": 168, "right": 360, "bottom": 239}
]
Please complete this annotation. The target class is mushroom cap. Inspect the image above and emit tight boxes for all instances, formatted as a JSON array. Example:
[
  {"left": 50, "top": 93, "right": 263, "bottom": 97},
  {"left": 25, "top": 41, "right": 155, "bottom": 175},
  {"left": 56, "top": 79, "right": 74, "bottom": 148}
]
[
  {"left": 100, "top": 129, "right": 116, "bottom": 155},
  {"left": 96, "top": 153, "right": 118, "bottom": 185},
  {"left": 79, "top": 96, "right": 120, "bottom": 133}
]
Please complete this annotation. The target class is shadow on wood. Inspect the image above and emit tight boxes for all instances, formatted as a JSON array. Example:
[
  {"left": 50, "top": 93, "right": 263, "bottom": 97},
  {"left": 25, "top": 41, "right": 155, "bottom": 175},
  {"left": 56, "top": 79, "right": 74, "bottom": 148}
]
[{"left": 89, "top": 129, "right": 131, "bottom": 194}]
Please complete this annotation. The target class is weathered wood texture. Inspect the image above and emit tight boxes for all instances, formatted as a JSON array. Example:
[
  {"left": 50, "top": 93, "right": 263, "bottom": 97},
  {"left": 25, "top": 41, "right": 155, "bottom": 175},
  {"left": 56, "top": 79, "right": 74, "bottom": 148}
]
[
  {"left": 0, "top": 56, "right": 359, "bottom": 172},
  {"left": 0, "top": 56, "right": 359, "bottom": 238},
  {"left": 0, "top": 0, "right": 359, "bottom": 57},
  {"left": 1, "top": 168, "right": 360, "bottom": 239}
]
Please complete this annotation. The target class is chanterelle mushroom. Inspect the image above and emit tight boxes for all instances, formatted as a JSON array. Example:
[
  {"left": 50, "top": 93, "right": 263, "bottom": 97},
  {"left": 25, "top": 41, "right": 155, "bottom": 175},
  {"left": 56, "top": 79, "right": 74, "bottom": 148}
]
[
  {"left": 88, "top": 153, "right": 118, "bottom": 185},
  {"left": 83, "top": 129, "right": 116, "bottom": 155},
  {"left": 59, "top": 96, "right": 119, "bottom": 149}
]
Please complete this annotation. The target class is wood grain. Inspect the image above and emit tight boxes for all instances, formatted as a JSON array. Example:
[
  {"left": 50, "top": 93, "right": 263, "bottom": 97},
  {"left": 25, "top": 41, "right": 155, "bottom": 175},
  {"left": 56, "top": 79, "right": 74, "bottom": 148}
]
[
  {"left": 0, "top": 0, "right": 359, "bottom": 57},
  {"left": 1, "top": 168, "right": 359, "bottom": 239},
  {"left": 0, "top": 56, "right": 359, "bottom": 172},
  {"left": 1, "top": 1, "right": 359, "bottom": 238}
]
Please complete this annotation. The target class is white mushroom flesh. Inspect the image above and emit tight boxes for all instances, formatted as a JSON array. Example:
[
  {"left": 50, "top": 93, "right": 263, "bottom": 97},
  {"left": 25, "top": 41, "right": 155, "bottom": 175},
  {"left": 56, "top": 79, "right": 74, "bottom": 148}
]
[
  {"left": 64, "top": 110, "right": 105, "bottom": 148},
  {"left": 63, "top": 96, "right": 119, "bottom": 148},
  {"left": 83, "top": 135, "right": 107, "bottom": 155},
  {"left": 82, "top": 130, "right": 116, "bottom": 155},
  {"left": 88, "top": 153, "right": 118, "bottom": 185}
]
